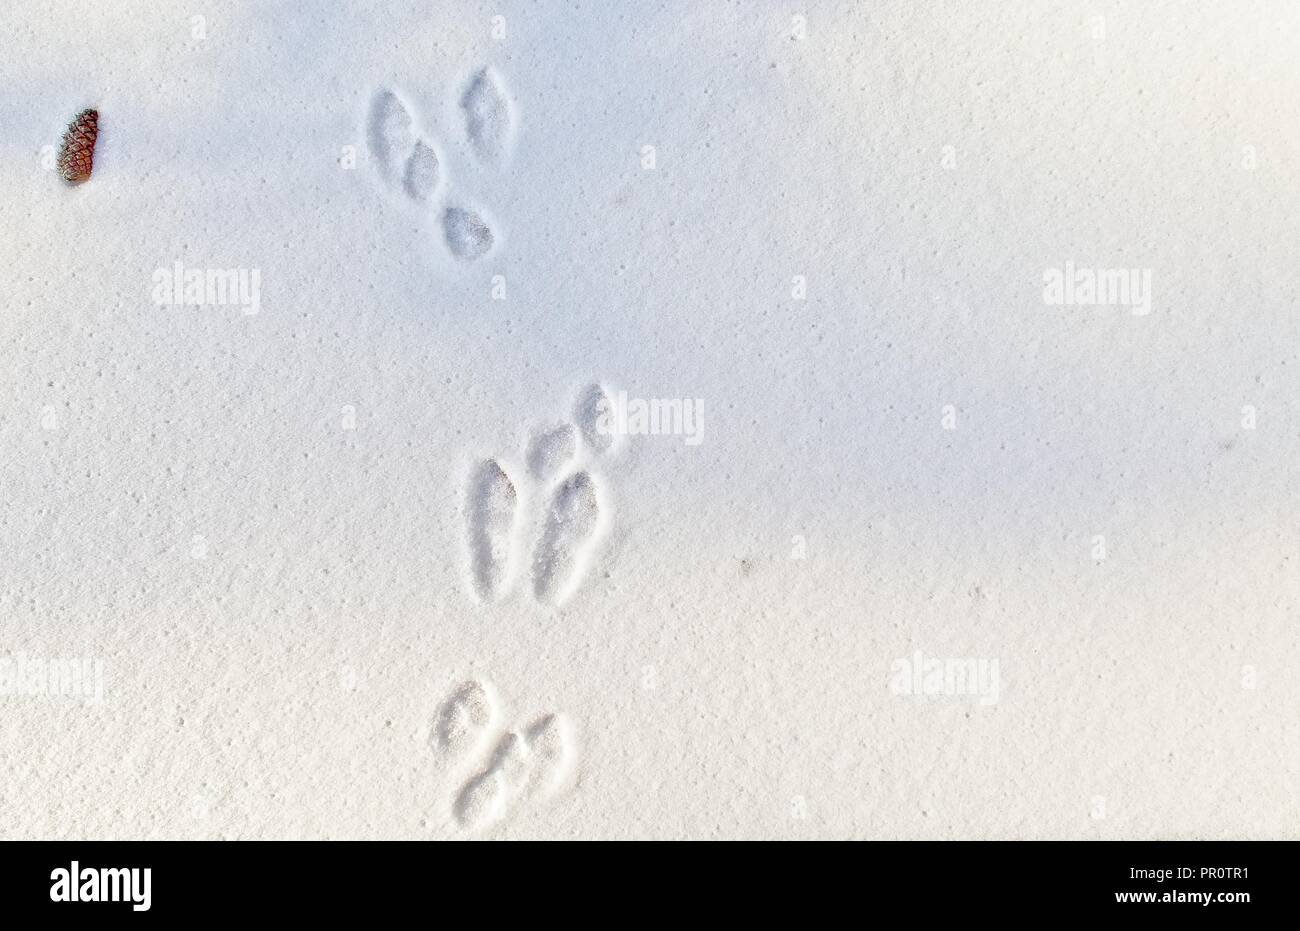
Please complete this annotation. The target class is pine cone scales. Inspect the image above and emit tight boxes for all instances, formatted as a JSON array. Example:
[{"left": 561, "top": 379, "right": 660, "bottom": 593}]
[{"left": 58, "top": 109, "right": 98, "bottom": 184}]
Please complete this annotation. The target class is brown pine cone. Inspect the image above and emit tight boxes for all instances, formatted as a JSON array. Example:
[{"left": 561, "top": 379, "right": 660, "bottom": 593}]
[{"left": 58, "top": 109, "right": 98, "bottom": 185}]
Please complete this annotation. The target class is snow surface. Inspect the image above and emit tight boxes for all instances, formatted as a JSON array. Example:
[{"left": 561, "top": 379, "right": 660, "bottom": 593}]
[{"left": 0, "top": 0, "right": 1298, "bottom": 838}]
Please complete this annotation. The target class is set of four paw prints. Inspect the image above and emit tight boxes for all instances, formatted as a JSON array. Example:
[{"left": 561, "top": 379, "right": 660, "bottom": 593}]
[
  {"left": 368, "top": 67, "right": 511, "bottom": 260},
  {"left": 468, "top": 384, "right": 618, "bottom": 607},
  {"left": 430, "top": 679, "right": 574, "bottom": 832}
]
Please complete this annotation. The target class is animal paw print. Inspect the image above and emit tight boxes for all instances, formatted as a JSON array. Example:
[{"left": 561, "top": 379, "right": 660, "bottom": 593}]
[
  {"left": 366, "top": 67, "right": 514, "bottom": 261},
  {"left": 465, "top": 384, "right": 621, "bottom": 607},
  {"left": 367, "top": 89, "right": 439, "bottom": 201},
  {"left": 430, "top": 679, "right": 575, "bottom": 832}
]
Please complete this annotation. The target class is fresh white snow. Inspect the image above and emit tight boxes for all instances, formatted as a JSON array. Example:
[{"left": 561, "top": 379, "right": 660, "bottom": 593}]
[{"left": 0, "top": 0, "right": 1297, "bottom": 838}]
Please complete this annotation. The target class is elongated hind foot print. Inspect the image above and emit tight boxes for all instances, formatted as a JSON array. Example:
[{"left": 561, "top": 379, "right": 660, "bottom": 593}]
[
  {"left": 466, "top": 460, "right": 518, "bottom": 601},
  {"left": 532, "top": 471, "right": 602, "bottom": 605}
]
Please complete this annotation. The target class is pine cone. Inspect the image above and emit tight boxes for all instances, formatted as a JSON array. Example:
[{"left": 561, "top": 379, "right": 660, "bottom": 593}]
[{"left": 58, "top": 109, "right": 98, "bottom": 185}]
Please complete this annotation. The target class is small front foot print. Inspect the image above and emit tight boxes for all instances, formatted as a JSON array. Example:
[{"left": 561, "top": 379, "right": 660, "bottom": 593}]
[
  {"left": 443, "top": 206, "right": 495, "bottom": 261},
  {"left": 519, "top": 714, "right": 572, "bottom": 797},
  {"left": 431, "top": 679, "right": 498, "bottom": 765},
  {"left": 403, "top": 139, "right": 440, "bottom": 201},
  {"left": 461, "top": 67, "right": 514, "bottom": 166},
  {"left": 574, "top": 383, "right": 617, "bottom": 455},
  {"left": 526, "top": 424, "right": 577, "bottom": 482}
]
